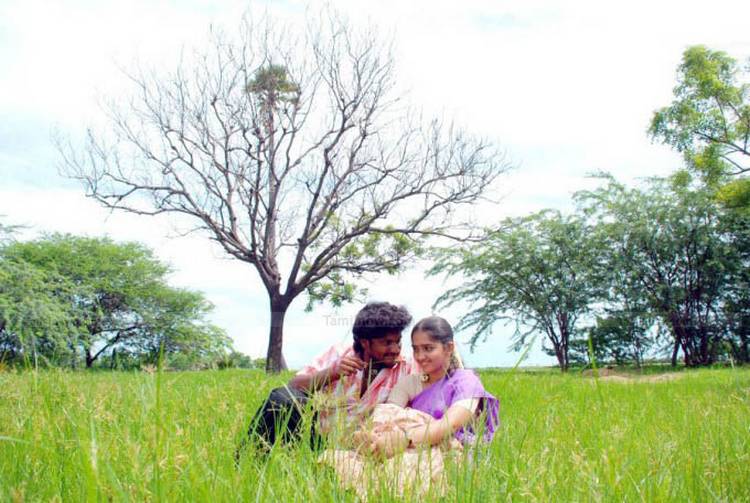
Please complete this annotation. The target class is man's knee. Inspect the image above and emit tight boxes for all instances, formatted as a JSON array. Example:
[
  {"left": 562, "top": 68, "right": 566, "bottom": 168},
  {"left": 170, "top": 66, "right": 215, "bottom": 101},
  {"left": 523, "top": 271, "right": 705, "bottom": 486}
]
[
  {"left": 247, "top": 386, "right": 309, "bottom": 442},
  {"left": 267, "top": 386, "right": 308, "bottom": 409}
]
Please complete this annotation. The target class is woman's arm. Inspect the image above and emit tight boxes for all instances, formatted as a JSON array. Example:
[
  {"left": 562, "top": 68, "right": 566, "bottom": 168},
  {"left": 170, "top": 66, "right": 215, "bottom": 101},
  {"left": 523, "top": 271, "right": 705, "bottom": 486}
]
[
  {"left": 369, "top": 405, "right": 473, "bottom": 458},
  {"left": 406, "top": 404, "right": 474, "bottom": 447},
  {"left": 369, "top": 400, "right": 477, "bottom": 457}
]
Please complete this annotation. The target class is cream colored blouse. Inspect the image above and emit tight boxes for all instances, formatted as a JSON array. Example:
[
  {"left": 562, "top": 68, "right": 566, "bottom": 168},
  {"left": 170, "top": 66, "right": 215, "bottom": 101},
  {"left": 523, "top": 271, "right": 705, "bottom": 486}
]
[{"left": 387, "top": 374, "right": 479, "bottom": 413}]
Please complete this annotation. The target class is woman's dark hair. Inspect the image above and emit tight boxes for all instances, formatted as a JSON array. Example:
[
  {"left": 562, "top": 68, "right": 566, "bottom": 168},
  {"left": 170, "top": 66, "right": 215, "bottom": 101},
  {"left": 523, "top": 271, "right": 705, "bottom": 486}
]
[
  {"left": 352, "top": 302, "right": 412, "bottom": 355},
  {"left": 412, "top": 316, "right": 461, "bottom": 372}
]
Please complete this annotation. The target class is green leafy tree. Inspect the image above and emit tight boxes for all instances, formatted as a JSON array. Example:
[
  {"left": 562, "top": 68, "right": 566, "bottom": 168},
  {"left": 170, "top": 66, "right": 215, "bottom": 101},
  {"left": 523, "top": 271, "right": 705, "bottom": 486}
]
[
  {"left": 650, "top": 45, "right": 750, "bottom": 208},
  {"left": 569, "top": 202, "right": 658, "bottom": 367},
  {"left": 431, "top": 211, "right": 602, "bottom": 372},
  {"left": 721, "top": 210, "right": 750, "bottom": 363},
  {"left": 124, "top": 288, "right": 232, "bottom": 368},
  {"left": 1, "top": 220, "right": 81, "bottom": 366},
  {"left": 0, "top": 258, "right": 79, "bottom": 366},
  {"left": 577, "top": 177, "right": 741, "bottom": 366},
  {"left": 1, "top": 234, "right": 230, "bottom": 368},
  {"left": 214, "top": 350, "right": 265, "bottom": 370},
  {"left": 571, "top": 313, "right": 655, "bottom": 367},
  {"left": 59, "top": 13, "right": 508, "bottom": 372}
]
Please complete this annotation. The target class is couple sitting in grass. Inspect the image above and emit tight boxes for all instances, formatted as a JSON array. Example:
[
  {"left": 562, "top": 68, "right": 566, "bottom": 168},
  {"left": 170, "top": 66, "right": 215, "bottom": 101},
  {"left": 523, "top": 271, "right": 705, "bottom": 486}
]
[{"left": 241, "top": 302, "right": 499, "bottom": 498}]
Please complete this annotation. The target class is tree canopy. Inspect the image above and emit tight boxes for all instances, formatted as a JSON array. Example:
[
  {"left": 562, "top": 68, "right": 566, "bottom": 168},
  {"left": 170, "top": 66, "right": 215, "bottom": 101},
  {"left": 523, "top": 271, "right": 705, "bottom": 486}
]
[
  {"left": 0, "top": 234, "right": 231, "bottom": 369},
  {"left": 650, "top": 45, "right": 750, "bottom": 208},
  {"left": 576, "top": 177, "right": 743, "bottom": 366},
  {"left": 430, "top": 175, "right": 750, "bottom": 370},
  {"left": 431, "top": 211, "right": 602, "bottom": 371}
]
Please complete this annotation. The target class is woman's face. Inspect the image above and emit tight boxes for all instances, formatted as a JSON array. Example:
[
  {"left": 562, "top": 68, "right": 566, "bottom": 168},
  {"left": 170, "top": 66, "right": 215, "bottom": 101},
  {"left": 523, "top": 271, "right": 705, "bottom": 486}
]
[{"left": 412, "top": 329, "right": 453, "bottom": 375}]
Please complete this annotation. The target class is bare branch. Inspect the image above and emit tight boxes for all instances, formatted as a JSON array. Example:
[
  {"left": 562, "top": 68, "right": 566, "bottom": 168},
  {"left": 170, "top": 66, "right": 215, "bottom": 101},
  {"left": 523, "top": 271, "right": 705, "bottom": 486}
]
[{"left": 57, "top": 9, "right": 511, "bottom": 371}]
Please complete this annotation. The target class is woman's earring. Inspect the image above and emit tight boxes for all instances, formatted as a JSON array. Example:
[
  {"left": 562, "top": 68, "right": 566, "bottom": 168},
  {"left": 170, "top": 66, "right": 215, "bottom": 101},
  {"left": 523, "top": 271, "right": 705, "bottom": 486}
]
[
  {"left": 420, "top": 372, "right": 430, "bottom": 383},
  {"left": 446, "top": 352, "right": 455, "bottom": 372}
]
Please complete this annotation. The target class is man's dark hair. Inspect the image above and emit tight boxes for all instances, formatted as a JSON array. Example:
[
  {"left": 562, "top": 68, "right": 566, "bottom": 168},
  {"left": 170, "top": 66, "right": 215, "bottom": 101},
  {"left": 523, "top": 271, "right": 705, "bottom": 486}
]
[{"left": 352, "top": 302, "right": 412, "bottom": 354}]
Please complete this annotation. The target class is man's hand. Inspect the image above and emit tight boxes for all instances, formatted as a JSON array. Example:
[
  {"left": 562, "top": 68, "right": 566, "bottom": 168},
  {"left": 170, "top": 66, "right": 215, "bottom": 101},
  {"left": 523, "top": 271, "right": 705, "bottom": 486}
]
[
  {"left": 289, "top": 354, "right": 365, "bottom": 392},
  {"left": 332, "top": 355, "right": 365, "bottom": 378}
]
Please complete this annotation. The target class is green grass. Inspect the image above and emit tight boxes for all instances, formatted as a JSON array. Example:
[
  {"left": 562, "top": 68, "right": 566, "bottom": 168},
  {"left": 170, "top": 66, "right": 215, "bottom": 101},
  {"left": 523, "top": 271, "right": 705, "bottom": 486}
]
[{"left": 1, "top": 367, "right": 748, "bottom": 501}]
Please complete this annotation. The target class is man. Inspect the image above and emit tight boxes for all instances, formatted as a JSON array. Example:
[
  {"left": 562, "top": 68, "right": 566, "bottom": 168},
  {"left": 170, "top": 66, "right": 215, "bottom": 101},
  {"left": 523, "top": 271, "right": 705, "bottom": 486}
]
[{"left": 238, "top": 302, "right": 414, "bottom": 456}]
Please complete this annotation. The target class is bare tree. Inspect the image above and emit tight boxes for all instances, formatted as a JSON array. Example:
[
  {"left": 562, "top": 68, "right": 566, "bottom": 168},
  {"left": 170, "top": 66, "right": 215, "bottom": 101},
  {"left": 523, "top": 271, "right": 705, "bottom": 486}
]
[{"left": 59, "top": 12, "right": 510, "bottom": 372}]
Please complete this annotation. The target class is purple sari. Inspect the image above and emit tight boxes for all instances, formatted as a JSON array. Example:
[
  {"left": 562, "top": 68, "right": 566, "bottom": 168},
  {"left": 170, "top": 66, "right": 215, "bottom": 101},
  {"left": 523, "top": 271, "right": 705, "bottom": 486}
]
[{"left": 408, "top": 369, "right": 500, "bottom": 444}]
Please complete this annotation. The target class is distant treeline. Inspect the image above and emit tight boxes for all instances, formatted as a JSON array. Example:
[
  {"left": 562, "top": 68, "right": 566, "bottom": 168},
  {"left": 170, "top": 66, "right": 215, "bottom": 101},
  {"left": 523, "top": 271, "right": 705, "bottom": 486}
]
[
  {"left": 432, "top": 175, "right": 750, "bottom": 370},
  {"left": 0, "top": 232, "right": 260, "bottom": 370}
]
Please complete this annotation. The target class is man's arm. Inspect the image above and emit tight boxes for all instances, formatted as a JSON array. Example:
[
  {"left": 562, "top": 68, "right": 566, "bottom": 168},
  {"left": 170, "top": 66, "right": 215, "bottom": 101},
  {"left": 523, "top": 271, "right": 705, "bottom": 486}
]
[{"left": 288, "top": 355, "right": 366, "bottom": 392}]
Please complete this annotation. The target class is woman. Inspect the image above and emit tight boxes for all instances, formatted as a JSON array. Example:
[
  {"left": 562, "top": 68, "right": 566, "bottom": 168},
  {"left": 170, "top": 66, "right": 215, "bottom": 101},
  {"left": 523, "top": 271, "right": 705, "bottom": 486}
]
[{"left": 319, "top": 316, "right": 500, "bottom": 499}]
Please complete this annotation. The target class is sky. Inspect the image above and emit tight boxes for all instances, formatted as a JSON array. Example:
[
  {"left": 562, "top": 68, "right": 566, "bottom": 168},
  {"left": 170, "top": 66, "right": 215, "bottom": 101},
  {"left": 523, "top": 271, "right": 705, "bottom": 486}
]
[{"left": 2, "top": 0, "right": 750, "bottom": 368}]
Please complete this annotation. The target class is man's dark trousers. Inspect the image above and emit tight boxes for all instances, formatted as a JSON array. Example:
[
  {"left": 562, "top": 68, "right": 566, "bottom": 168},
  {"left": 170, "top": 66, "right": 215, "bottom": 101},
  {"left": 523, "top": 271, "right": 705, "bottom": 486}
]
[{"left": 236, "top": 385, "right": 318, "bottom": 461}]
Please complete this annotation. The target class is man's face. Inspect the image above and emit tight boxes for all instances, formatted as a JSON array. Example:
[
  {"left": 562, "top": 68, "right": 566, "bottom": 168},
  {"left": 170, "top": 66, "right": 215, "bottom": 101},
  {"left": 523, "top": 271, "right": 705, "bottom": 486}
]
[{"left": 361, "top": 332, "right": 402, "bottom": 368}]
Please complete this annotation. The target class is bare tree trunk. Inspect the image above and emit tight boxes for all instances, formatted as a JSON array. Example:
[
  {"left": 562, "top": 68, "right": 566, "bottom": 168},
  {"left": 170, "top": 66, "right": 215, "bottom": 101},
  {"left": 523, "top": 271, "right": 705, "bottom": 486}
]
[
  {"left": 634, "top": 336, "right": 643, "bottom": 369},
  {"left": 85, "top": 349, "right": 95, "bottom": 369},
  {"left": 556, "top": 348, "right": 568, "bottom": 372},
  {"left": 546, "top": 323, "right": 569, "bottom": 372},
  {"left": 681, "top": 337, "right": 694, "bottom": 367},
  {"left": 551, "top": 337, "right": 568, "bottom": 372},
  {"left": 698, "top": 326, "right": 711, "bottom": 365},
  {"left": 559, "top": 323, "right": 570, "bottom": 372},
  {"left": 671, "top": 339, "right": 679, "bottom": 367},
  {"left": 266, "top": 297, "right": 289, "bottom": 373},
  {"left": 669, "top": 315, "right": 695, "bottom": 367}
]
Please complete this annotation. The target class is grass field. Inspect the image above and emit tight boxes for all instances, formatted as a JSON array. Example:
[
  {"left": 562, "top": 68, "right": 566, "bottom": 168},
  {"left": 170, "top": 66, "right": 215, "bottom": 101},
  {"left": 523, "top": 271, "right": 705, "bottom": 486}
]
[{"left": 1, "top": 367, "right": 748, "bottom": 502}]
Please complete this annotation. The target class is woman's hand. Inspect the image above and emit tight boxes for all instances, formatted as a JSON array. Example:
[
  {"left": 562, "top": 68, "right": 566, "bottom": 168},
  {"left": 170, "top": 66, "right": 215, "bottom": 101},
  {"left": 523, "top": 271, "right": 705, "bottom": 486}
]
[
  {"left": 352, "top": 430, "right": 375, "bottom": 452},
  {"left": 369, "top": 429, "right": 408, "bottom": 459},
  {"left": 405, "top": 425, "right": 427, "bottom": 446}
]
